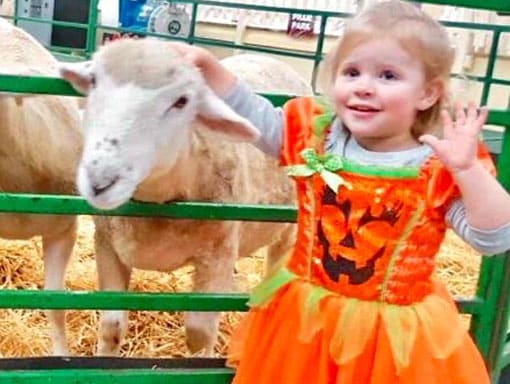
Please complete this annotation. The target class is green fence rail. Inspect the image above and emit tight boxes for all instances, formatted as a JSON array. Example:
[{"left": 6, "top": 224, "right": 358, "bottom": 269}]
[{"left": 1, "top": 0, "right": 510, "bottom": 383}]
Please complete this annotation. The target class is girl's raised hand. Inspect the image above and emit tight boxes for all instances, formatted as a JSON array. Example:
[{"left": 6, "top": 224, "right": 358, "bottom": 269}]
[{"left": 419, "top": 102, "right": 488, "bottom": 173}]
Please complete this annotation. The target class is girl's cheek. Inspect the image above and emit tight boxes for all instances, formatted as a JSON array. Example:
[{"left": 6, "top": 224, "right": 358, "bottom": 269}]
[
  {"left": 332, "top": 85, "right": 347, "bottom": 110},
  {"left": 331, "top": 79, "right": 341, "bottom": 99},
  {"left": 331, "top": 92, "right": 341, "bottom": 112}
]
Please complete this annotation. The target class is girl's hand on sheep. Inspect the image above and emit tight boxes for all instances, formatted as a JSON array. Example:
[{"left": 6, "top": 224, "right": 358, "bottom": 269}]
[{"left": 168, "top": 42, "right": 237, "bottom": 97}]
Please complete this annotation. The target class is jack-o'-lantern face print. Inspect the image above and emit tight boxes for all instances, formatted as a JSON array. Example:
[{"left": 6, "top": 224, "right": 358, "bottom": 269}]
[{"left": 318, "top": 186, "right": 408, "bottom": 285}]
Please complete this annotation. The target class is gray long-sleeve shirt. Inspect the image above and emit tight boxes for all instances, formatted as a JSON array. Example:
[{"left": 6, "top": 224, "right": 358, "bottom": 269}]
[{"left": 223, "top": 80, "right": 510, "bottom": 255}]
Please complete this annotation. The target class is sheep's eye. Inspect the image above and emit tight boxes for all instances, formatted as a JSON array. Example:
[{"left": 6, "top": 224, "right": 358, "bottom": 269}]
[
  {"left": 172, "top": 96, "right": 188, "bottom": 109},
  {"left": 89, "top": 74, "right": 96, "bottom": 88}
]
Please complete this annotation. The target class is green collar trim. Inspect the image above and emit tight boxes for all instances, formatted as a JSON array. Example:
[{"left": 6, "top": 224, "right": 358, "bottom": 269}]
[
  {"left": 286, "top": 148, "right": 421, "bottom": 179},
  {"left": 341, "top": 158, "right": 421, "bottom": 178},
  {"left": 310, "top": 98, "right": 421, "bottom": 179}
]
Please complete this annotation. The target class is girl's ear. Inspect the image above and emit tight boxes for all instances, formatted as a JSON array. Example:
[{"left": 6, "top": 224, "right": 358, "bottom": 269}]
[{"left": 417, "top": 78, "right": 443, "bottom": 111}]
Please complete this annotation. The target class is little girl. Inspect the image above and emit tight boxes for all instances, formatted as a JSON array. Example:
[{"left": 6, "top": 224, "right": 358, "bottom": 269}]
[{"left": 173, "top": 1, "right": 510, "bottom": 382}]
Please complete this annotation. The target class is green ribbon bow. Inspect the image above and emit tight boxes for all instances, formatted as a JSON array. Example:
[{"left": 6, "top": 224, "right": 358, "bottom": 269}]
[{"left": 285, "top": 148, "right": 352, "bottom": 193}]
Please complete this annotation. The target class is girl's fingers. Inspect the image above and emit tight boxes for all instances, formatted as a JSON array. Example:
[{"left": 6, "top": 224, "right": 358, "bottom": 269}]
[
  {"left": 441, "top": 109, "right": 454, "bottom": 138},
  {"left": 419, "top": 133, "right": 443, "bottom": 153},
  {"left": 171, "top": 44, "right": 204, "bottom": 67},
  {"left": 464, "top": 103, "right": 487, "bottom": 136},
  {"left": 450, "top": 102, "right": 486, "bottom": 136},
  {"left": 454, "top": 102, "right": 466, "bottom": 129},
  {"left": 466, "top": 101, "right": 477, "bottom": 122},
  {"left": 476, "top": 106, "right": 489, "bottom": 128}
]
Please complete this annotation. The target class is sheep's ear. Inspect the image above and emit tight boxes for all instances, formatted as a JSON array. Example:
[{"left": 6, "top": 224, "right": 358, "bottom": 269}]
[
  {"left": 197, "top": 88, "right": 260, "bottom": 142},
  {"left": 59, "top": 61, "right": 94, "bottom": 95}
]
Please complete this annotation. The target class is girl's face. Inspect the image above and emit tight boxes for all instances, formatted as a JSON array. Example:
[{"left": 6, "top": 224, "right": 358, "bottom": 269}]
[{"left": 333, "top": 37, "right": 438, "bottom": 152}]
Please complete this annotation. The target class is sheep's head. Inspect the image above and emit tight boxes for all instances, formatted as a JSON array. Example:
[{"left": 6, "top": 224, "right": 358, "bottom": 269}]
[{"left": 60, "top": 39, "right": 259, "bottom": 210}]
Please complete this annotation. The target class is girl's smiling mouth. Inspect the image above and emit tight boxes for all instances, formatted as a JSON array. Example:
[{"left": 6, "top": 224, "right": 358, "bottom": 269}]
[
  {"left": 348, "top": 104, "right": 380, "bottom": 112},
  {"left": 347, "top": 104, "right": 381, "bottom": 117}
]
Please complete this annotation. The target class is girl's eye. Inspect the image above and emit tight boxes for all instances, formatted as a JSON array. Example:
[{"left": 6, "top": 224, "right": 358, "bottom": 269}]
[
  {"left": 380, "top": 70, "right": 398, "bottom": 80},
  {"left": 342, "top": 68, "right": 359, "bottom": 77}
]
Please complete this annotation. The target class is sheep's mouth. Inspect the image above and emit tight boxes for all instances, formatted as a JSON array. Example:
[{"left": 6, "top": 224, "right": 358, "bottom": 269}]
[{"left": 91, "top": 176, "right": 120, "bottom": 197}]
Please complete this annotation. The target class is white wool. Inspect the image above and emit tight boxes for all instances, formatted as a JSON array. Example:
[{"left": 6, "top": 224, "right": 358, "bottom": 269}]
[{"left": 71, "top": 40, "right": 311, "bottom": 356}]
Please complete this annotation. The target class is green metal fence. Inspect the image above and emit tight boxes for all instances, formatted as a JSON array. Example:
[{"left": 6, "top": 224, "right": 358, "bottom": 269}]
[{"left": 0, "top": 0, "right": 510, "bottom": 383}]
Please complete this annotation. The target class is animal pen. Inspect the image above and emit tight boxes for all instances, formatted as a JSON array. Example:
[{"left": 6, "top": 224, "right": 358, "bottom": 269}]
[{"left": 0, "top": 0, "right": 509, "bottom": 382}]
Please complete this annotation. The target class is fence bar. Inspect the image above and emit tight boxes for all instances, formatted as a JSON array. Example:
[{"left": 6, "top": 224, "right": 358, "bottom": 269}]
[
  {"left": 0, "top": 369, "right": 234, "bottom": 384},
  {"left": 0, "top": 193, "right": 297, "bottom": 222},
  {"left": 0, "top": 290, "right": 249, "bottom": 311}
]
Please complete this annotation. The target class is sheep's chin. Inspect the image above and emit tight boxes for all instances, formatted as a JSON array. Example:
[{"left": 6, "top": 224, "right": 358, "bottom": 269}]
[
  {"left": 78, "top": 174, "right": 137, "bottom": 210},
  {"left": 86, "top": 191, "right": 132, "bottom": 210}
]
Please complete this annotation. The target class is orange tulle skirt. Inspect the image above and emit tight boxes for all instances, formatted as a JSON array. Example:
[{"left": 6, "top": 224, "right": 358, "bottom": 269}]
[{"left": 227, "top": 274, "right": 490, "bottom": 384}]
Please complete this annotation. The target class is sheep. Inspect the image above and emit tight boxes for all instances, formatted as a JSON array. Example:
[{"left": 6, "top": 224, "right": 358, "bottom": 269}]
[
  {"left": 0, "top": 18, "right": 83, "bottom": 355},
  {"left": 60, "top": 38, "right": 311, "bottom": 356}
]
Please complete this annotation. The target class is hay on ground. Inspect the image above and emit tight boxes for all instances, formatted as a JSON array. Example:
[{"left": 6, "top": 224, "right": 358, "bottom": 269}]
[{"left": 0, "top": 216, "right": 482, "bottom": 357}]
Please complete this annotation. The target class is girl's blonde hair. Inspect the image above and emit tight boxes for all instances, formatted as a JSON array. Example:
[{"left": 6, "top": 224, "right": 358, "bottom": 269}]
[{"left": 322, "top": 0, "right": 454, "bottom": 138}]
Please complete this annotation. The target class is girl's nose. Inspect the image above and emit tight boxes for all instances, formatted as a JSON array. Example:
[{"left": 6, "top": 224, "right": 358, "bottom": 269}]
[{"left": 354, "top": 76, "right": 375, "bottom": 96}]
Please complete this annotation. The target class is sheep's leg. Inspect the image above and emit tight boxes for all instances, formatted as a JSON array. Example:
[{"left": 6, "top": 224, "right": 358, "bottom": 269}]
[
  {"left": 95, "top": 231, "right": 132, "bottom": 356},
  {"left": 42, "top": 220, "right": 77, "bottom": 356},
  {"left": 265, "top": 224, "right": 296, "bottom": 275},
  {"left": 185, "top": 230, "right": 238, "bottom": 356}
]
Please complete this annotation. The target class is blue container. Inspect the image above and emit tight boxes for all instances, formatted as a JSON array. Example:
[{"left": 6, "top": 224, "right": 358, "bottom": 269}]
[{"left": 119, "top": 0, "right": 153, "bottom": 31}]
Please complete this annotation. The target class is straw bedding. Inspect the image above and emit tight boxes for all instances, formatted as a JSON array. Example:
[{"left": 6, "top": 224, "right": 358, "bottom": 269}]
[{"left": 0, "top": 216, "right": 482, "bottom": 357}]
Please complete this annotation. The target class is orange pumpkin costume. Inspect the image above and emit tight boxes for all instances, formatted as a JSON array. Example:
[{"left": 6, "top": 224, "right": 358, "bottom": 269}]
[{"left": 227, "top": 97, "right": 492, "bottom": 384}]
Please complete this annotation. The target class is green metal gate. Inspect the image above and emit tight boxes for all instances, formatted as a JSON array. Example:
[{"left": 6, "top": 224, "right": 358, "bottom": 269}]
[{"left": 0, "top": 0, "right": 510, "bottom": 383}]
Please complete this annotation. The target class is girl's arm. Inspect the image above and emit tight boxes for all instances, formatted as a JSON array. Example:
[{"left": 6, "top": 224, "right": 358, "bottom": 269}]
[
  {"left": 447, "top": 200, "right": 510, "bottom": 254},
  {"left": 451, "top": 160, "right": 510, "bottom": 229},
  {"left": 420, "top": 103, "right": 510, "bottom": 230},
  {"left": 223, "top": 81, "right": 284, "bottom": 157}
]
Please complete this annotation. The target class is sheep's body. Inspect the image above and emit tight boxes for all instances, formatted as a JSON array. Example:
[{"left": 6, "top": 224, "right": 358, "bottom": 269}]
[
  {"left": 62, "top": 39, "right": 311, "bottom": 355},
  {"left": 95, "top": 128, "right": 295, "bottom": 272},
  {"left": 0, "top": 18, "right": 82, "bottom": 354},
  {"left": 220, "top": 53, "right": 310, "bottom": 95},
  {"left": 93, "top": 131, "right": 297, "bottom": 354}
]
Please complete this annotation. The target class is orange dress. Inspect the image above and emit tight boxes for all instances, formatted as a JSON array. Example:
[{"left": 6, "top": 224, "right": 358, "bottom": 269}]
[{"left": 227, "top": 97, "right": 493, "bottom": 384}]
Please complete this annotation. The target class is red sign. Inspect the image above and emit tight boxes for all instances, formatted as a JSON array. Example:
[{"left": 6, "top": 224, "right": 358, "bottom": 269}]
[{"left": 287, "top": 13, "right": 315, "bottom": 37}]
